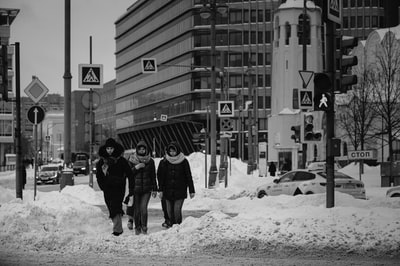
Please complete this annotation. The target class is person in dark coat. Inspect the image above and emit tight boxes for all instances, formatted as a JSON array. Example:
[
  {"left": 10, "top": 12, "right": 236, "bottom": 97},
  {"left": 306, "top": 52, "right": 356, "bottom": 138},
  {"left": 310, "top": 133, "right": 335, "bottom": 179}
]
[
  {"left": 22, "top": 164, "right": 27, "bottom": 189},
  {"left": 96, "top": 138, "right": 134, "bottom": 236},
  {"left": 268, "top": 162, "right": 276, "bottom": 177},
  {"left": 157, "top": 142, "right": 195, "bottom": 227},
  {"left": 126, "top": 140, "right": 157, "bottom": 235}
]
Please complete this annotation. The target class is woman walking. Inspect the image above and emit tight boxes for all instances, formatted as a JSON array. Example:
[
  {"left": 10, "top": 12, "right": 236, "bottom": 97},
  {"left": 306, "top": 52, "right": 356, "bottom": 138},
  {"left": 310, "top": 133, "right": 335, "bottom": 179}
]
[
  {"left": 157, "top": 141, "right": 195, "bottom": 227},
  {"left": 126, "top": 140, "right": 157, "bottom": 235},
  {"left": 96, "top": 138, "right": 134, "bottom": 236}
]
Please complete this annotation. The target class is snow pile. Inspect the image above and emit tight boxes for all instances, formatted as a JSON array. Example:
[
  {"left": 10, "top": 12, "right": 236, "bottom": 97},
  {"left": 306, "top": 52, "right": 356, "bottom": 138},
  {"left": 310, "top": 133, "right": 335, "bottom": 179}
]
[{"left": 0, "top": 154, "right": 399, "bottom": 257}]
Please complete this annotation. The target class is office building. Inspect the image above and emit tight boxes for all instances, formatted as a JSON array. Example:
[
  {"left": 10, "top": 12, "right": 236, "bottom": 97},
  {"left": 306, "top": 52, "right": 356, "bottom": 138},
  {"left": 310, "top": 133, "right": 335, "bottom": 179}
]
[{"left": 114, "top": 0, "right": 280, "bottom": 157}]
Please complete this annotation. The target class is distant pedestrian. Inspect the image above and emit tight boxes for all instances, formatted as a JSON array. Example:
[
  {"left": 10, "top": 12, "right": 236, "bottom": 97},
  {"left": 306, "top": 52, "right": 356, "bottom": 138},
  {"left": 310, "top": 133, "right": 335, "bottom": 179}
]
[
  {"left": 96, "top": 138, "right": 134, "bottom": 236},
  {"left": 126, "top": 140, "right": 157, "bottom": 235},
  {"left": 157, "top": 142, "right": 195, "bottom": 227},
  {"left": 22, "top": 164, "right": 27, "bottom": 189},
  {"left": 268, "top": 162, "right": 276, "bottom": 177}
]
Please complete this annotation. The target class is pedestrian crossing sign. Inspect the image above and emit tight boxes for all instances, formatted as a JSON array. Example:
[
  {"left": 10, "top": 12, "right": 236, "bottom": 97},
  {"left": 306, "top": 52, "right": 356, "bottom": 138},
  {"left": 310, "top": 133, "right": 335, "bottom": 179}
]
[
  {"left": 218, "top": 100, "right": 234, "bottom": 117},
  {"left": 300, "top": 90, "right": 313, "bottom": 108},
  {"left": 141, "top": 58, "right": 157, "bottom": 73},
  {"left": 79, "top": 64, "right": 103, "bottom": 89}
]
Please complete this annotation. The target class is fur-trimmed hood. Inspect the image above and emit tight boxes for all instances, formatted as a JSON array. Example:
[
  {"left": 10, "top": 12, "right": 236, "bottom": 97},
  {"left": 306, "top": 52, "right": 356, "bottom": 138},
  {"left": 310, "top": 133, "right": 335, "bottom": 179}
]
[{"left": 98, "top": 138, "right": 124, "bottom": 158}]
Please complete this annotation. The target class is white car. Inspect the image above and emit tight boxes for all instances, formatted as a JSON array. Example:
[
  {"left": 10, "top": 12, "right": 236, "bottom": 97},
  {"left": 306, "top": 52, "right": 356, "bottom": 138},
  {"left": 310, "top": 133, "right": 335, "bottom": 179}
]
[
  {"left": 386, "top": 186, "right": 400, "bottom": 197},
  {"left": 256, "top": 170, "right": 366, "bottom": 199}
]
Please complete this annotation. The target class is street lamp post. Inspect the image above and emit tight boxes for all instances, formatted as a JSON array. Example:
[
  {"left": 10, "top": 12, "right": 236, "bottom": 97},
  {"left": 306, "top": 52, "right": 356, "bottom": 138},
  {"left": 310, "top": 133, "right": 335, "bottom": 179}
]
[{"left": 200, "top": 0, "right": 228, "bottom": 188}]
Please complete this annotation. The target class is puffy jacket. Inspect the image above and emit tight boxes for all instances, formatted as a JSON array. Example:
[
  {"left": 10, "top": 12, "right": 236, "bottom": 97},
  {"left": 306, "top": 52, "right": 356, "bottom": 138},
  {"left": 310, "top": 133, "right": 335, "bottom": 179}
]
[{"left": 157, "top": 157, "right": 195, "bottom": 200}]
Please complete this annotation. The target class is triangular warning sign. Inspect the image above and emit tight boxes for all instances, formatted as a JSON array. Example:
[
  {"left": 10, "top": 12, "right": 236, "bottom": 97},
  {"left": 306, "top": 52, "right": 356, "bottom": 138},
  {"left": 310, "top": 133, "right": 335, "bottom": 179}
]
[
  {"left": 141, "top": 58, "right": 158, "bottom": 73},
  {"left": 299, "top": 71, "right": 314, "bottom": 88},
  {"left": 221, "top": 104, "right": 232, "bottom": 114},
  {"left": 83, "top": 68, "right": 99, "bottom": 83},
  {"left": 301, "top": 92, "right": 312, "bottom": 105},
  {"left": 144, "top": 61, "right": 155, "bottom": 71}
]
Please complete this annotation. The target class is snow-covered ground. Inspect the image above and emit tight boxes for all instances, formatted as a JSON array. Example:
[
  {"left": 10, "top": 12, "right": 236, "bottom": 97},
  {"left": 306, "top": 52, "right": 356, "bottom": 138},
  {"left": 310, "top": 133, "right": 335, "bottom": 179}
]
[{"left": 0, "top": 153, "right": 399, "bottom": 258}]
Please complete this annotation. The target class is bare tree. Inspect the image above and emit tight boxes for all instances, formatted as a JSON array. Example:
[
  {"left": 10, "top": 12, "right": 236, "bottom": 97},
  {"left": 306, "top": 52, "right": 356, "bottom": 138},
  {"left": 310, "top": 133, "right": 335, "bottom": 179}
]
[
  {"left": 336, "top": 66, "right": 378, "bottom": 151},
  {"left": 369, "top": 31, "right": 400, "bottom": 164}
]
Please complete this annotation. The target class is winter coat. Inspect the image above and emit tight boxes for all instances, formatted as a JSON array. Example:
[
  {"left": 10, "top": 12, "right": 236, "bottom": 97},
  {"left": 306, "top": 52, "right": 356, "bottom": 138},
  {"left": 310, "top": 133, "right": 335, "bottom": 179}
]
[
  {"left": 268, "top": 162, "right": 276, "bottom": 176},
  {"left": 129, "top": 140, "right": 157, "bottom": 195},
  {"left": 96, "top": 138, "right": 134, "bottom": 218},
  {"left": 157, "top": 142, "right": 195, "bottom": 200}
]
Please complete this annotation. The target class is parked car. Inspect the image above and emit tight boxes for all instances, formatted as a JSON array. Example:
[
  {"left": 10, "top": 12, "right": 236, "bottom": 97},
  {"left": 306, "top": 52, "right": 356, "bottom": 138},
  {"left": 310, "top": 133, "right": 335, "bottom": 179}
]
[
  {"left": 37, "top": 165, "right": 62, "bottom": 184},
  {"left": 73, "top": 160, "right": 89, "bottom": 176},
  {"left": 256, "top": 170, "right": 366, "bottom": 200},
  {"left": 386, "top": 186, "right": 400, "bottom": 197}
]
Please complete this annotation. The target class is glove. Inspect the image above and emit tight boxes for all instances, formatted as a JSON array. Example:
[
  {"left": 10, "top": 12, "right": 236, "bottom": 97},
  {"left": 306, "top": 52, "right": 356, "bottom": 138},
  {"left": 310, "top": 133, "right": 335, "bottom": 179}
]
[
  {"left": 189, "top": 193, "right": 195, "bottom": 199},
  {"left": 123, "top": 195, "right": 130, "bottom": 205},
  {"left": 102, "top": 164, "right": 108, "bottom": 175},
  {"left": 151, "top": 191, "right": 157, "bottom": 198},
  {"left": 158, "top": 192, "right": 163, "bottom": 199},
  {"left": 135, "top": 163, "right": 145, "bottom": 170}
]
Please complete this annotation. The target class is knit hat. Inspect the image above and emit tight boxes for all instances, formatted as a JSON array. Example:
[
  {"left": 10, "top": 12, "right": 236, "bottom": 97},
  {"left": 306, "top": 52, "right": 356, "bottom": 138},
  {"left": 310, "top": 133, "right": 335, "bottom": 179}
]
[
  {"left": 105, "top": 138, "right": 117, "bottom": 148},
  {"left": 136, "top": 140, "right": 148, "bottom": 155},
  {"left": 166, "top": 142, "right": 180, "bottom": 156}
]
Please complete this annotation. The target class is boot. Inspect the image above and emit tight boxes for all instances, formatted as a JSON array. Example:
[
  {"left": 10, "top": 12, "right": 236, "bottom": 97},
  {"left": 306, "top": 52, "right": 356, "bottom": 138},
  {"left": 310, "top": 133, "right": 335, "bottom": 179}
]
[
  {"left": 127, "top": 219, "right": 133, "bottom": 230},
  {"left": 141, "top": 226, "right": 148, "bottom": 234},
  {"left": 135, "top": 227, "right": 141, "bottom": 235}
]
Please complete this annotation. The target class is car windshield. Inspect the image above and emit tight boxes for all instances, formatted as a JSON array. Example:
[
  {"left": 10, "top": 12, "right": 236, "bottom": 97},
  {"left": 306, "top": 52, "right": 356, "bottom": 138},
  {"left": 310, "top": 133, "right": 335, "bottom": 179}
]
[
  {"left": 41, "top": 166, "right": 59, "bottom": 171},
  {"left": 317, "top": 172, "right": 353, "bottom": 179}
]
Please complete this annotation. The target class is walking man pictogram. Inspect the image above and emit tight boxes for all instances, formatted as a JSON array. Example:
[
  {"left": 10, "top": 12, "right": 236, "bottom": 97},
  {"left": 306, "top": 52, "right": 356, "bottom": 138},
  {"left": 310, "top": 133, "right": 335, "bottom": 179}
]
[{"left": 319, "top": 93, "right": 328, "bottom": 108}]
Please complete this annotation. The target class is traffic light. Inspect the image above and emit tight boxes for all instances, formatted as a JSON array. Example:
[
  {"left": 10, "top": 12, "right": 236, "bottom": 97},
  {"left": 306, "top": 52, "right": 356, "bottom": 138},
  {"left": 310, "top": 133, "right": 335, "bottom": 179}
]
[
  {"left": 336, "top": 36, "right": 358, "bottom": 93},
  {"left": 302, "top": 113, "right": 322, "bottom": 142},
  {"left": 0, "top": 44, "right": 8, "bottom": 102},
  {"left": 290, "top": 125, "right": 301, "bottom": 143},
  {"left": 192, "top": 132, "right": 207, "bottom": 151},
  {"left": 313, "top": 73, "right": 332, "bottom": 112}
]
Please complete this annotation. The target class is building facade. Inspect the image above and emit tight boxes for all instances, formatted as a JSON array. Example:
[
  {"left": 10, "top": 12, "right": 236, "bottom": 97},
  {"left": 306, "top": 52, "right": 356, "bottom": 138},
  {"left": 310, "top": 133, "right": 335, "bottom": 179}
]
[
  {"left": 0, "top": 8, "right": 18, "bottom": 167},
  {"left": 114, "top": 0, "right": 281, "bottom": 157}
]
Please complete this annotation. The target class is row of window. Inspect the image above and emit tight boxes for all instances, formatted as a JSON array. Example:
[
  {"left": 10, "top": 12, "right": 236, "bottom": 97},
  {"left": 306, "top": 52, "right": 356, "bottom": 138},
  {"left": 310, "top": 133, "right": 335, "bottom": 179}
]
[
  {"left": 193, "top": 52, "right": 271, "bottom": 68},
  {"left": 342, "top": 15, "right": 384, "bottom": 28},
  {"left": 194, "top": 30, "right": 272, "bottom": 46},
  {"left": 193, "top": 73, "right": 271, "bottom": 89},
  {"left": 343, "top": 0, "right": 384, "bottom": 8},
  {"left": 194, "top": 6, "right": 273, "bottom": 26}
]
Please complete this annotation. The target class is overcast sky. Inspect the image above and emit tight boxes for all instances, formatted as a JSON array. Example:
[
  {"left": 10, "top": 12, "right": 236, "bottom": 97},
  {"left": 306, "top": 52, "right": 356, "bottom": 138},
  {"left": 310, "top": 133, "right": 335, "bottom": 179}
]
[{"left": 2, "top": 0, "right": 135, "bottom": 96}]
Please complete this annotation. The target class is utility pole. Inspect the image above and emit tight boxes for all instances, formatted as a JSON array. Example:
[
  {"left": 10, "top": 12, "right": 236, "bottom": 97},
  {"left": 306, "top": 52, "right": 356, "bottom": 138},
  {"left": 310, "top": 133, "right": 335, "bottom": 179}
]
[
  {"left": 302, "top": 0, "right": 308, "bottom": 169},
  {"left": 323, "top": 0, "right": 337, "bottom": 208},
  {"left": 63, "top": 0, "right": 72, "bottom": 167},
  {"left": 15, "top": 42, "right": 22, "bottom": 199}
]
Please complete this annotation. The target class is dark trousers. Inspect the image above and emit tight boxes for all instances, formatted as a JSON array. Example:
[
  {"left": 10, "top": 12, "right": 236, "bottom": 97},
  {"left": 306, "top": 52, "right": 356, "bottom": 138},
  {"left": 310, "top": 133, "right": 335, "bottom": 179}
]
[
  {"left": 165, "top": 198, "right": 185, "bottom": 226},
  {"left": 161, "top": 198, "right": 169, "bottom": 223},
  {"left": 131, "top": 192, "right": 151, "bottom": 230}
]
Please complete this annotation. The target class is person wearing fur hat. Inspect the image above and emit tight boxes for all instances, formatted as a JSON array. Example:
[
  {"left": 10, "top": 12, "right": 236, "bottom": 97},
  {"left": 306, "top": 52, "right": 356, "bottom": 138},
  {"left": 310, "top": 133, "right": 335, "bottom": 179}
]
[
  {"left": 157, "top": 141, "right": 195, "bottom": 227},
  {"left": 126, "top": 140, "right": 157, "bottom": 235},
  {"left": 96, "top": 138, "right": 134, "bottom": 236}
]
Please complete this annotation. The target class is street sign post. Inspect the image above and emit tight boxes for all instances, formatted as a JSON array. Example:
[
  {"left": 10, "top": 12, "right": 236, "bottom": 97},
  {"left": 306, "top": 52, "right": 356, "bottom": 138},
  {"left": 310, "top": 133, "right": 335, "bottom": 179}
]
[
  {"left": 300, "top": 90, "right": 313, "bottom": 108},
  {"left": 348, "top": 150, "right": 375, "bottom": 160},
  {"left": 78, "top": 64, "right": 103, "bottom": 88},
  {"left": 27, "top": 105, "right": 45, "bottom": 125},
  {"left": 218, "top": 101, "right": 234, "bottom": 117},
  {"left": 141, "top": 58, "right": 157, "bottom": 73},
  {"left": 327, "top": 0, "right": 341, "bottom": 24},
  {"left": 24, "top": 77, "right": 49, "bottom": 103}
]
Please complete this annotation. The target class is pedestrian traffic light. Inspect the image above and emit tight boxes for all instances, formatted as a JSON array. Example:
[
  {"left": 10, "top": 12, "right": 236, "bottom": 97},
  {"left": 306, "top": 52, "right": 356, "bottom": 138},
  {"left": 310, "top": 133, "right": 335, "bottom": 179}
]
[
  {"left": 337, "top": 36, "right": 358, "bottom": 93},
  {"left": 302, "top": 113, "right": 322, "bottom": 142},
  {"left": 0, "top": 44, "right": 8, "bottom": 102},
  {"left": 290, "top": 125, "right": 301, "bottom": 143},
  {"left": 192, "top": 132, "right": 207, "bottom": 151},
  {"left": 313, "top": 73, "right": 332, "bottom": 112}
]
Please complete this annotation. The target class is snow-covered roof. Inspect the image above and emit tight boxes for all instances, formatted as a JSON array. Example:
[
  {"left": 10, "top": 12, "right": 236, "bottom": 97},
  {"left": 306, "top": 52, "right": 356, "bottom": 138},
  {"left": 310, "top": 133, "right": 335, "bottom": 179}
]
[{"left": 279, "top": 107, "right": 300, "bottom": 115}]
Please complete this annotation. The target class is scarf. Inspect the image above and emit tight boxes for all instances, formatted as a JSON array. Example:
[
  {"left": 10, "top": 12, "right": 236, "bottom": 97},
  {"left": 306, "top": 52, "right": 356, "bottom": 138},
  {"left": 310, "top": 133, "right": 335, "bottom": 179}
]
[
  {"left": 165, "top": 152, "right": 185, "bottom": 164},
  {"left": 129, "top": 152, "right": 151, "bottom": 165}
]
